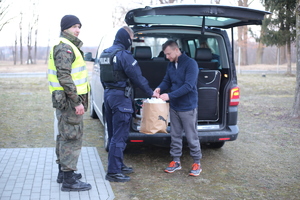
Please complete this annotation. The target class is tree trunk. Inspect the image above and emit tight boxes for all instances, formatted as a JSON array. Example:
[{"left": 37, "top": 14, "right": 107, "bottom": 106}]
[
  {"left": 255, "top": 27, "right": 265, "bottom": 64},
  {"left": 242, "top": 0, "right": 248, "bottom": 65},
  {"left": 286, "top": 40, "right": 292, "bottom": 74},
  {"left": 27, "top": 32, "right": 31, "bottom": 64},
  {"left": 255, "top": 42, "right": 264, "bottom": 64},
  {"left": 45, "top": 38, "right": 50, "bottom": 64},
  {"left": 19, "top": 12, "right": 23, "bottom": 65},
  {"left": 291, "top": 1, "right": 300, "bottom": 118},
  {"left": 237, "top": 0, "right": 248, "bottom": 65},
  {"left": 34, "top": 29, "right": 37, "bottom": 64},
  {"left": 33, "top": 14, "right": 39, "bottom": 64},
  {"left": 242, "top": 25, "right": 248, "bottom": 65},
  {"left": 14, "top": 34, "right": 17, "bottom": 65},
  {"left": 280, "top": 45, "right": 286, "bottom": 64},
  {"left": 236, "top": 26, "right": 244, "bottom": 65},
  {"left": 27, "top": 27, "right": 33, "bottom": 65}
]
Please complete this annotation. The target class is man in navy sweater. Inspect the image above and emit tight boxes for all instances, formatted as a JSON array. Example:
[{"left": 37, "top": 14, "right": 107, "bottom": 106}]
[{"left": 154, "top": 40, "right": 202, "bottom": 176}]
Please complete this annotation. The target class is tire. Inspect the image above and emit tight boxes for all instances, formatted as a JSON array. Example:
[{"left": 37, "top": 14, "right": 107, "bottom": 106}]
[
  {"left": 89, "top": 91, "right": 98, "bottom": 119},
  {"left": 104, "top": 120, "right": 110, "bottom": 152},
  {"left": 206, "top": 141, "right": 225, "bottom": 149}
]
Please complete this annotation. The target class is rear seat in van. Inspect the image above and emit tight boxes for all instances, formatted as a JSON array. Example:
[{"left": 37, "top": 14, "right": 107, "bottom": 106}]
[
  {"left": 133, "top": 46, "right": 168, "bottom": 98},
  {"left": 195, "top": 48, "right": 219, "bottom": 70}
]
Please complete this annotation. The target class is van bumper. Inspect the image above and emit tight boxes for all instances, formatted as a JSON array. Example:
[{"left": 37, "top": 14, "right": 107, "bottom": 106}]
[{"left": 127, "top": 125, "right": 239, "bottom": 147}]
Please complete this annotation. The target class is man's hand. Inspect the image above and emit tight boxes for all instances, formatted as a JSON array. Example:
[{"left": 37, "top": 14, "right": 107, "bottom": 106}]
[
  {"left": 75, "top": 104, "right": 85, "bottom": 115},
  {"left": 152, "top": 90, "right": 160, "bottom": 98},
  {"left": 160, "top": 93, "right": 169, "bottom": 101},
  {"left": 154, "top": 88, "right": 160, "bottom": 94}
]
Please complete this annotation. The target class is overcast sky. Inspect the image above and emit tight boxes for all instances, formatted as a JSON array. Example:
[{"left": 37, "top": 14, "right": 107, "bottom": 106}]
[{"left": 0, "top": 0, "right": 264, "bottom": 47}]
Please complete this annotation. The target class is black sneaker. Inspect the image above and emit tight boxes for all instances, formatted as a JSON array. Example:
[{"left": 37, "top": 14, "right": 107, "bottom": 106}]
[
  {"left": 57, "top": 171, "right": 82, "bottom": 183},
  {"left": 105, "top": 173, "right": 130, "bottom": 182},
  {"left": 164, "top": 161, "right": 181, "bottom": 173},
  {"left": 189, "top": 163, "right": 202, "bottom": 176},
  {"left": 121, "top": 165, "right": 134, "bottom": 174}
]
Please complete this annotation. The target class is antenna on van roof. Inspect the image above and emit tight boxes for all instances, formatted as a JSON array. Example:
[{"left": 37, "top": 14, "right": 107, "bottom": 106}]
[{"left": 201, "top": 16, "right": 205, "bottom": 35}]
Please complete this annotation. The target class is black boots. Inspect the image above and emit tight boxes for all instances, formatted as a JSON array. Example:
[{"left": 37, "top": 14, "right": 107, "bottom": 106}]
[
  {"left": 105, "top": 173, "right": 131, "bottom": 182},
  {"left": 57, "top": 164, "right": 82, "bottom": 183},
  {"left": 121, "top": 164, "right": 134, "bottom": 174},
  {"left": 105, "top": 164, "right": 133, "bottom": 182},
  {"left": 61, "top": 171, "right": 92, "bottom": 192}
]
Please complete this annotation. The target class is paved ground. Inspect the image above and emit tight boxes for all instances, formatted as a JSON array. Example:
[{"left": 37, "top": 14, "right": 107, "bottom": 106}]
[{"left": 0, "top": 147, "right": 114, "bottom": 200}]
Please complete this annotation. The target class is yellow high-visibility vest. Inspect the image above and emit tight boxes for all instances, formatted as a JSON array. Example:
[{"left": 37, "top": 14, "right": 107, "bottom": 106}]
[{"left": 48, "top": 37, "right": 90, "bottom": 94}]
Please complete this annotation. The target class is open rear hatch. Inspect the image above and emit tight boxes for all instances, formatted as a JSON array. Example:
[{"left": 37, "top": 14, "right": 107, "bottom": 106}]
[
  {"left": 125, "top": 4, "right": 271, "bottom": 70},
  {"left": 125, "top": 4, "right": 270, "bottom": 29}
]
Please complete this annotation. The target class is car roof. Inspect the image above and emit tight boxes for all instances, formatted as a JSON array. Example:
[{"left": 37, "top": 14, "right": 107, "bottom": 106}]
[{"left": 125, "top": 4, "right": 271, "bottom": 29}]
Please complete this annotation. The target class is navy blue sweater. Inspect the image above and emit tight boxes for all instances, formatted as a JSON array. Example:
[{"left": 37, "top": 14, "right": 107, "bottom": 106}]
[{"left": 158, "top": 53, "right": 199, "bottom": 111}]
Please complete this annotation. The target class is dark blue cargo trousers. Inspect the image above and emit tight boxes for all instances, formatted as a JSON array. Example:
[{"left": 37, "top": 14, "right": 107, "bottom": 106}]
[{"left": 104, "top": 90, "right": 133, "bottom": 174}]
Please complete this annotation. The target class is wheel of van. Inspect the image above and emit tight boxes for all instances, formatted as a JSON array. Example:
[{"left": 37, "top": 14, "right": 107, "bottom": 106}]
[
  {"left": 104, "top": 120, "right": 110, "bottom": 152},
  {"left": 90, "top": 91, "right": 98, "bottom": 119},
  {"left": 206, "top": 141, "right": 225, "bottom": 149}
]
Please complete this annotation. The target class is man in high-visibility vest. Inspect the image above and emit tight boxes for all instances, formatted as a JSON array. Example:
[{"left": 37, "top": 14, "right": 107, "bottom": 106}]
[{"left": 48, "top": 15, "right": 91, "bottom": 192}]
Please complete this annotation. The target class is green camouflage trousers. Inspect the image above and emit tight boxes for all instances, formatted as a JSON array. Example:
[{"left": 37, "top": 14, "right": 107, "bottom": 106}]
[{"left": 55, "top": 103, "right": 83, "bottom": 172}]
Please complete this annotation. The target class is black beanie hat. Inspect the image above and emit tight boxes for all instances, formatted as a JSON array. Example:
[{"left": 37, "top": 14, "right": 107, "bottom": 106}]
[{"left": 60, "top": 15, "right": 82, "bottom": 31}]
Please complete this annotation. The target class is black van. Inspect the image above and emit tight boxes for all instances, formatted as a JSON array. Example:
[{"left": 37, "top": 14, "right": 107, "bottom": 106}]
[{"left": 87, "top": 4, "right": 270, "bottom": 150}]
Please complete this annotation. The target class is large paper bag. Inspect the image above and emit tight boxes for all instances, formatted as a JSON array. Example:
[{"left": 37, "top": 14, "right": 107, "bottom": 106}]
[{"left": 139, "top": 102, "right": 169, "bottom": 134}]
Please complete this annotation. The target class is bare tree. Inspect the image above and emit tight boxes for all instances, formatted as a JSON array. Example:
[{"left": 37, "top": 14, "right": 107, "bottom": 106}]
[
  {"left": 112, "top": 0, "right": 186, "bottom": 28},
  {"left": 13, "top": 33, "right": 17, "bottom": 65},
  {"left": 237, "top": 0, "right": 249, "bottom": 65},
  {"left": 45, "top": 37, "right": 50, "bottom": 64},
  {"left": 34, "top": 18, "right": 38, "bottom": 64},
  {"left": 0, "top": 0, "right": 14, "bottom": 32},
  {"left": 112, "top": 3, "right": 128, "bottom": 28},
  {"left": 19, "top": 12, "right": 23, "bottom": 65},
  {"left": 27, "top": 23, "right": 33, "bottom": 64},
  {"left": 26, "top": 0, "right": 39, "bottom": 64},
  {"left": 292, "top": 1, "right": 300, "bottom": 118}
]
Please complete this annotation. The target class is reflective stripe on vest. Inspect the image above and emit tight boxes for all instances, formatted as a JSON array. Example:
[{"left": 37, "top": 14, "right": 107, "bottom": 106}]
[{"left": 48, "top": 37, "right": 90, "bottom": 95}]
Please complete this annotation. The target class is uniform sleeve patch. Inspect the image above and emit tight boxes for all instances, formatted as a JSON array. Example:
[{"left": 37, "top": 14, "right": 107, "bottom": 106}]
[{"left": 132, "top": 60, "right": 137, "bottom": 66}]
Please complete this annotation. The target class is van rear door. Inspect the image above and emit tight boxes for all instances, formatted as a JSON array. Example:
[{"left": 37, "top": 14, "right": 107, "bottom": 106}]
[{"left": 125, "top": 4, "right": 270, "bottom": 29}]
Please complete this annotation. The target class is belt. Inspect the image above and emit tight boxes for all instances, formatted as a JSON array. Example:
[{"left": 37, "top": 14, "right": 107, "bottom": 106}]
[{"left": 105, "top": 86, "right": 125, "bottom": 91}]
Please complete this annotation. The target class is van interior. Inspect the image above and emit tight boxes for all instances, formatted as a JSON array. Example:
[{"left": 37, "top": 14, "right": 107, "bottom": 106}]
[{"left": 130, "top": 29, "right": 230, "bottom": 132}]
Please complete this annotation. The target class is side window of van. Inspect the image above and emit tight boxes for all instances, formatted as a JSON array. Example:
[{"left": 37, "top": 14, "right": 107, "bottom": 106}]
[
  {"left": 206, "top": 38, "right": 219, "bottom": 55},
  {"left": 193, "top": 38, "right": 221, "bottom": 68},
  {"left": 187, "top": 40, "right": 196, "bottom": 58}
]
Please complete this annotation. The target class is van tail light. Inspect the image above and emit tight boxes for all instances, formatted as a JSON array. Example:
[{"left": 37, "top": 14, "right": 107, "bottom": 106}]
[
  {"left": 229, "top": 87, "right": 240, "bottom": 106},
  {"left": 130, "top": 140, "right": 144, "bottom": 143}
]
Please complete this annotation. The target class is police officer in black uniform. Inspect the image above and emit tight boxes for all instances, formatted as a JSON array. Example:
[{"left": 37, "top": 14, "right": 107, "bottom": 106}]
[{"left": 102, "top": 26, "right": 159, "bottom": 182}]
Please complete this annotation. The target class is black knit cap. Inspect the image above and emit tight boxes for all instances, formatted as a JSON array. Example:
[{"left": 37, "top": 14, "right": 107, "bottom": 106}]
[{"left": 60, "top": 15, "right": 82, "bottom": 31}]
